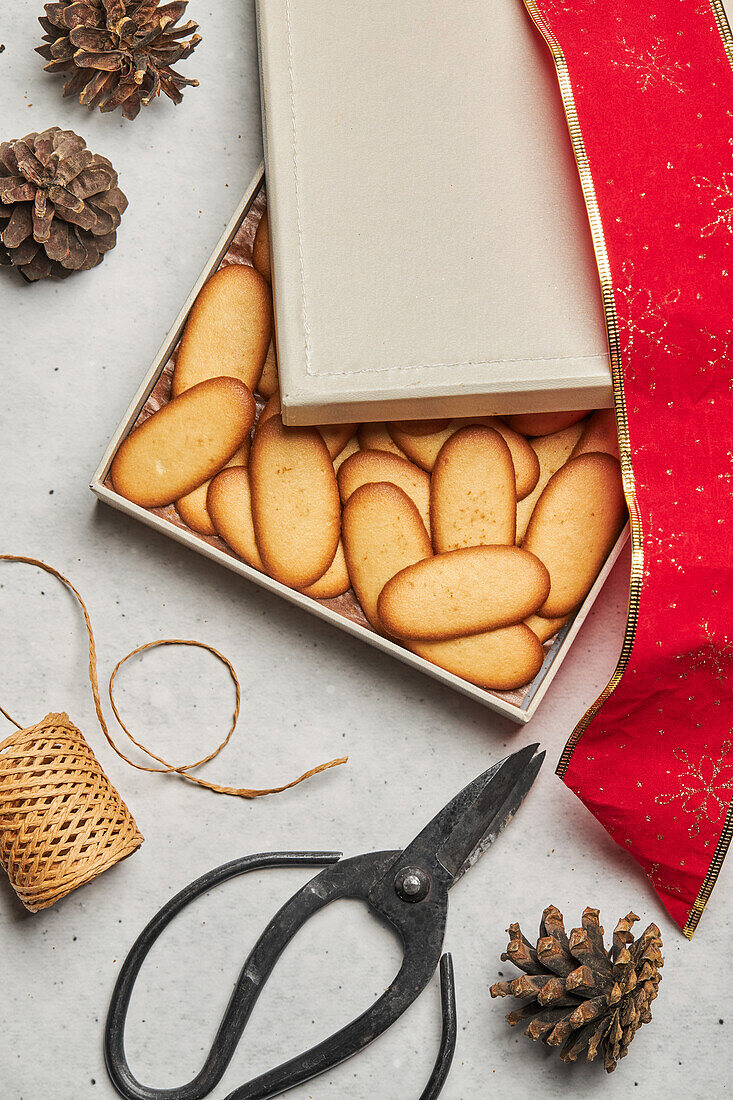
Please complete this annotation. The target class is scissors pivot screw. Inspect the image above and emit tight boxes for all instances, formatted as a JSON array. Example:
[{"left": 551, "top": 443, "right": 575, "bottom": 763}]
[{"left": 395, "top": 866, "right": 431, "bottom": 903}]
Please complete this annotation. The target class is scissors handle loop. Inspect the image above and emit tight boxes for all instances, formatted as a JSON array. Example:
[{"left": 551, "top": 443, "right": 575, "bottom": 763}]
[
  {"left": 105, "top": 852, "right": 342, "bottom": 1100},
  {"left": 105, "top": 852, "right": 456, "bottom": 1100}
]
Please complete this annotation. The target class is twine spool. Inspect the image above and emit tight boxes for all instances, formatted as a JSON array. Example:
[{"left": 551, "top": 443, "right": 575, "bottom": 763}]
[
  {"left": 0, "top": 555, "right": 145, "bottom": 912},
  {"left": 0, "top": 713, "right": 142, "bottom": 913},
  {"left": 0, "top": 555, "right": 346, "bottom": 912}
]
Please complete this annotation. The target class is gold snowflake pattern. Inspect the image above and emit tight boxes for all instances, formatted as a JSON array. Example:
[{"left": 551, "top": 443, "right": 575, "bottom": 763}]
[
  {"left": 645, "top": 523, "right": 687, "bottom": 576},
  {"left": 647, "top": 862, "right": 683, "bottom": 897},
  {"left": 656, "top": 741, "right": 733, "bottom": 838},
  {"left": 678, "top": 621, "right": 733, "bottom": 683},
  {"left": 678, "top": 0, "right": 720, "bottom": 15},
  {"left": 694, "top": 173, "right": 733, "bottom": 237},
  {"left": 610, "top": 35, "right": 689, "bottom": 93},
  {"left": 614, "top": 261, "right": 681, "bottom": 369},
  {"left": 699, "top": 327, "right": 733, "bottom": 393}
]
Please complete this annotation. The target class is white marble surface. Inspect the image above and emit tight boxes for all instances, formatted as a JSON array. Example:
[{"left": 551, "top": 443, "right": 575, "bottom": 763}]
[{"left": 1, "top": 4, "right": 730, "bottom": 1099}]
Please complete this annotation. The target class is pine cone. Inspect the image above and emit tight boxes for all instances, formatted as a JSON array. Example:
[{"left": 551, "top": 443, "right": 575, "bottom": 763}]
[
  {"left": 490, "top": 906, "right": 663, "bottom": 1073},
  {"left": 37, "top": 1, "right": 201, "bottom": 120},
  {"left": 0, "top": 128, "right": 127, "bottom": 281}
]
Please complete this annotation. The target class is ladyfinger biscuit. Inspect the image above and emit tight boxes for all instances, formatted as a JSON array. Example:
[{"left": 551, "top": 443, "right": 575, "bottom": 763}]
[
  {"left": 299, "top": 542, "right": 351, "bottom": 599},
  {"left": 390, "top": 419, "right": 451, "bottom": 436},
  {"left": 319, "top": 423, "right": 358, "bottom": 460},
  {"left": 342, "top": 482, "right": 432, "bottom": 630},
  {"left": 524, "top": 612, "right": 570, "bottom": 644},
  {"left": 337, "top": 450, "right": 431, "bottom": 535},
  {"left": 256, "top": 341, "right": 279, "bottom": 399},
  {"left": 524, "top": 452, "right": 627, "bottom": 618},
  {"left": 175, "top": 439, "right": 251, "bottom": 535},
  {"left": 515, "top": 421, "right": 586, "bottom": 543},
  {"left": 387, "top": 421, "right": 455, "bottom": 470},
  {"left": 176, "top": 480, "right": 218, "bottom": 535},
  {"left": 172, "top": 265, "right": 272, "bottom": 397},
  {"left": 385, "top": 417, "right": 538, "bottom": 499},
  {"left": 431, "top": 426, "right": 516, "bottom": 551},
  {"left": 377, "top": 546, "right": 550, "bottom": 642},
  {"left": 570, "top": 408, "right": 619, "bottom": 460},
  {"left": 111, "top": 377, "right": 256, "bottom": 509},
  {"left": 253, "top": 209, "right": 271, "bottom": 283},
  {"left": 409, "top": 624, "right": 544, "bottom": 692},
  {"left": 256, "top": 394, "right": 354, "bottom": 459},
  {"left": 332, "top": 435, "right": 360, "bottom": 474},
  {"left": 357, "top": 422, "right": 407, "bottom": 458},
  {"left": 433, "top": 416, "right": 540, "bottom": 499},
  {"left": 249, "top": 415, "right": 341, "bottom": 589},
  {"left": 207, "top": 466, "right": 264, "bottom": 571},
  {"left": 504, "top": 409, "right": 590, "bottom": 436},
  {"left": 480, "top": 418, "right": 540, "bottom": 500}
]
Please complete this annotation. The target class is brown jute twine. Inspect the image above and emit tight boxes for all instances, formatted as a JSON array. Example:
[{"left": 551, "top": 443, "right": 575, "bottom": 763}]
[{"left": 0, "top": 555, "right": 347, "bottom": 912}]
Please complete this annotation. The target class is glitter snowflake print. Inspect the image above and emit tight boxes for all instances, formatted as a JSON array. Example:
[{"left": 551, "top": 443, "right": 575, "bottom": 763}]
[
  {"left": 610, "top": 35, "right": 689, "bottom": 94},
  {"left": 648, "top": 862, "right": 683, "bottom": 898},
  {"left": 678, "top": 621, "right": 733, "bottom": 684},
  {"left": 607, "top": 35, "right": 686, "bottom": 93},
  {"left": 656, "top": 741, "right": 733, "bottom": 838},
  {"left": 613, "top": 261, "right": 681, "bottom": 367},
  {"left": 695, "top": 173, "right": 733, "bottom": 238},
  {"left": 699, "top": 327, "right": 733, "bottom": 393}
]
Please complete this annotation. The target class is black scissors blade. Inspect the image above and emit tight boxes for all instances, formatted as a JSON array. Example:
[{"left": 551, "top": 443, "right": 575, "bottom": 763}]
[{"left": 435, "top": 743, "right": 544, "bottom": 882}]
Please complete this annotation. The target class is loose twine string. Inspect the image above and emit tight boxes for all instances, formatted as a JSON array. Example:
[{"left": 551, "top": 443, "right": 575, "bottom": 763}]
[{"left": 0, "top": 555, "right": 347, "bottom": 798}]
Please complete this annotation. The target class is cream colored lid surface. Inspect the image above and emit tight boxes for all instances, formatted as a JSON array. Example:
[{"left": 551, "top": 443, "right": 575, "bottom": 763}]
[{"left": 257, "top": 0, "right": 612, "bottom": 424}]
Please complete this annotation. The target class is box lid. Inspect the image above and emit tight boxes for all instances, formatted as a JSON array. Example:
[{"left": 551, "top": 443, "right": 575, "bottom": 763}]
[{"left": 256, "top": 0, "right": 612, "bottom": 426}]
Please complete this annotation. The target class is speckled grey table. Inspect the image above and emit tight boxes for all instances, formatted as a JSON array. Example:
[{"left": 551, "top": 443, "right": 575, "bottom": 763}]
[{"left": 1, "top": 4, "right": 731, "bottom": 1099}]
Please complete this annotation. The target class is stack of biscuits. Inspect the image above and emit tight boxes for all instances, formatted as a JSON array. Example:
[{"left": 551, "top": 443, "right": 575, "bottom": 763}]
[{"left": 110, "top": 209, "right": 627, "bottom": 693}]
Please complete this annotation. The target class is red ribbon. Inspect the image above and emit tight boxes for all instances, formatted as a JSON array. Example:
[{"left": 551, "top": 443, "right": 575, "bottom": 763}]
[{"left": 525, "top": 0, "right": 733, "bottom": 935}]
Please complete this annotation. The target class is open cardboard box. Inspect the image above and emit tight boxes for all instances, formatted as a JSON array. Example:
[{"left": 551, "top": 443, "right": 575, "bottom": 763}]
[{"left": 92, "top": 165, "right": 628, "bottom": 724}]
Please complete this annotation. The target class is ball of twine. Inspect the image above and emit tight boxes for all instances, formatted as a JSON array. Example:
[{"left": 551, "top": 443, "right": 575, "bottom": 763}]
[{"left": 0, "top": 712, "right": 142, "bottom": 913}]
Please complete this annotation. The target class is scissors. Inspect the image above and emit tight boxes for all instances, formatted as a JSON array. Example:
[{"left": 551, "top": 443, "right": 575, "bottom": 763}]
[{"left": 105, "top": 743, "right": 544, "bottom": 1100}]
